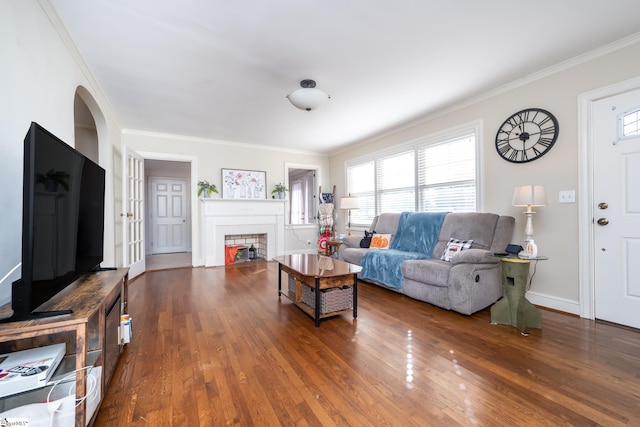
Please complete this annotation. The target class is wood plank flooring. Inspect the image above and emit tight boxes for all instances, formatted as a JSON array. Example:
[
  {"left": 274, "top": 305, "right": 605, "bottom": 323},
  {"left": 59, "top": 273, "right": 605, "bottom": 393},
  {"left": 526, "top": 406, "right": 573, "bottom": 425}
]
[{"left": 94, "top": 261, "right": 640, "bottom": 426}]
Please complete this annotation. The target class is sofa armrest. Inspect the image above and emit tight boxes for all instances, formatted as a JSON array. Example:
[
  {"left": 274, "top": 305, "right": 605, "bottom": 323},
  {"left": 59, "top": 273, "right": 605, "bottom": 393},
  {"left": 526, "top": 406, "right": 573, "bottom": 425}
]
[
  {"left": 450, "top": 249, "right": 499, "bottom": 265},
  {"left": 342, "top": 235, "right": 362, "bottom": 249}
]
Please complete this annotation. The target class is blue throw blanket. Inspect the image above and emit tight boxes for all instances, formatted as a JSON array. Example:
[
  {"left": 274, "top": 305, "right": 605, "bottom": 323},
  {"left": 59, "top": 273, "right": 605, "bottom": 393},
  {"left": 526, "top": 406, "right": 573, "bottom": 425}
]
[{"left": 360, "top": 212, "right": 448, "bottom": 289}]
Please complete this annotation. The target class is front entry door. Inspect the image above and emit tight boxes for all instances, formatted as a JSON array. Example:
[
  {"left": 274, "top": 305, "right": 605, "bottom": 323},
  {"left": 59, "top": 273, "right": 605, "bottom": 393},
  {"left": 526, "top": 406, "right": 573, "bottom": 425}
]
[
  {"left": 149, "top": 177, "right": 188, "bottom": 254},
  {"left": 593, "top": 88, "right": 640, "bottom": 329}
]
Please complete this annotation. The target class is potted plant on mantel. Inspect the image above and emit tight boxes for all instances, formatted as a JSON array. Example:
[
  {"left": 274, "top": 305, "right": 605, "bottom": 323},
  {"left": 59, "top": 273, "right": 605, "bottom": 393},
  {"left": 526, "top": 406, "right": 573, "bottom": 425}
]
[
  {"left": 197, "top": 180, "right": 219, "bottom": 198},
  {"left": 272, "top": 183, "right": 288, "bottom": 199}
]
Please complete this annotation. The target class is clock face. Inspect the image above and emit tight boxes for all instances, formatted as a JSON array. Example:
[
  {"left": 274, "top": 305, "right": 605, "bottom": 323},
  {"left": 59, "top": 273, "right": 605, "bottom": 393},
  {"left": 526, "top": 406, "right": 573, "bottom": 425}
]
[{"left": 495, "top": 108, "right": 559, "bottom": 163}]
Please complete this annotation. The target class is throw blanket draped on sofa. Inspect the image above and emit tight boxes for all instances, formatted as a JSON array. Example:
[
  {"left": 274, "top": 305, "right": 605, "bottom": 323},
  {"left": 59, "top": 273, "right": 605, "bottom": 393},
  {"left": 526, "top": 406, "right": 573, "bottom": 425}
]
[{"left": 360, "top": 212, "right": 447, "bottom": 288}]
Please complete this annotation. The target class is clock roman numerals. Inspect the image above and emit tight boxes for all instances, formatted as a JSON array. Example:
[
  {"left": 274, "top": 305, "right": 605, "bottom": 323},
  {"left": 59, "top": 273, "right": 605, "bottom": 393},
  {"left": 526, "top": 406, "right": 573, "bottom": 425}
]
[{"left": 495, "top": 108, "right": 559, "bottom": 163}]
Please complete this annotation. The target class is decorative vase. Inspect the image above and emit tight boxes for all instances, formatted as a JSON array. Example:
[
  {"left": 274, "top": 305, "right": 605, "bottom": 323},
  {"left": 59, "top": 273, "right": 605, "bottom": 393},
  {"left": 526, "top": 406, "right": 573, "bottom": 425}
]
[{"left": 526, "top": 240, "right": 538, "bottom": 258}]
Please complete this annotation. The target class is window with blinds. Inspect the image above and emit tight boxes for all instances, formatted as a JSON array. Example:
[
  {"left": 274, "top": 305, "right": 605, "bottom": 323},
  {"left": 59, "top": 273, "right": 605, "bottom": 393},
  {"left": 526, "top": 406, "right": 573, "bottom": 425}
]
[
  {"left": 417, "top": 135, "right": 476, "bottom": 212},
  {"left": 345, "top": 160, "right": 374, "bottom": 227},
  {"left": 377, "top": 150, "right": 415, "bottom": 213},
  {"left": 346, "top": 124, "right": 477, "bottom": 227}
]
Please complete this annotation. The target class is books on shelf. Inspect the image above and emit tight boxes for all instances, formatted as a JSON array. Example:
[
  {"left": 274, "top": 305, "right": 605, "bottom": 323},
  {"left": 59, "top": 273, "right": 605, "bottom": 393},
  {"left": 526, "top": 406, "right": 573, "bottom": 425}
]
[{"left": 0, "top": 342, "right": 66, "bottom": 398}]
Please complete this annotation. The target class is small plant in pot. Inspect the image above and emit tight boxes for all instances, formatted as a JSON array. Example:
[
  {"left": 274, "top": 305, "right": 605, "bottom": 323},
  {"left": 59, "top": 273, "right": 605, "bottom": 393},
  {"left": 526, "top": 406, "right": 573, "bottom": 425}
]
[
  {"left": 197, "top": 180, "right": 219, "bottom": 198},
  {"left": 36, "top": 169, "right": 69, "bottom": 192},
  {"left": 272, "top": 183, "right": 288, "bottom": 199}
]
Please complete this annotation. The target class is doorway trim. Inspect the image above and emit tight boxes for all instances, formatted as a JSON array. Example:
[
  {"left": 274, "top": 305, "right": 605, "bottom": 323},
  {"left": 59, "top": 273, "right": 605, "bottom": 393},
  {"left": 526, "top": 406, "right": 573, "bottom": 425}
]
[
  {"left": 577, "top": 75, "right": 640, "bottom": 319},
  {"left": 136, "top": 151, "right": 199, "bottom": 267}
]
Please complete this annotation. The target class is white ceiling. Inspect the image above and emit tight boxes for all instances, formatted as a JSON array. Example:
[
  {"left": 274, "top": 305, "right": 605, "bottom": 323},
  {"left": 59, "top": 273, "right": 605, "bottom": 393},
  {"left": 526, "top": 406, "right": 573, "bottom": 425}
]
[{"left": 48, "top": 0, "right": 640, "bottom": 154}]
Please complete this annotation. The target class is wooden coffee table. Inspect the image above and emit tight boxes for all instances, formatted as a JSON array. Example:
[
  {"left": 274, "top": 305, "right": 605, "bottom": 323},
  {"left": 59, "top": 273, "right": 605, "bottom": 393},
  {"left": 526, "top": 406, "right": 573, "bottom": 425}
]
[{"left": 275, "top": 254, "right": 361, "bottom": 327}]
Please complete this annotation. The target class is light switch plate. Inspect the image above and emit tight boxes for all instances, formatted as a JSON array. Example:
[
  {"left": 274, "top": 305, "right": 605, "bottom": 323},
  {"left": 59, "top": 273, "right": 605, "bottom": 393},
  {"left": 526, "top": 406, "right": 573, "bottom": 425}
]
[{"left": 558, "top": 190, "right": 576, "bottom": 203}]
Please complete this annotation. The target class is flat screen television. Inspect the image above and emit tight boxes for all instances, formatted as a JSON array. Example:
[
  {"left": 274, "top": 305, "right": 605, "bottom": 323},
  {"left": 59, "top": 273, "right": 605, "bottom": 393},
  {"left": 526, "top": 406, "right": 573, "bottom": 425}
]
[{"left": 0, "top": 122, "right": 106, "bottom": 323}]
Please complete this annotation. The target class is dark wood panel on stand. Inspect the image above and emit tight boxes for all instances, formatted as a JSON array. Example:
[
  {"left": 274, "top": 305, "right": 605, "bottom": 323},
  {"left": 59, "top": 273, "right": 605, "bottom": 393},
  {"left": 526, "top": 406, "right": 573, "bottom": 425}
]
[{"left": 0, "top": 268, "right": 129, "bottom": 426}]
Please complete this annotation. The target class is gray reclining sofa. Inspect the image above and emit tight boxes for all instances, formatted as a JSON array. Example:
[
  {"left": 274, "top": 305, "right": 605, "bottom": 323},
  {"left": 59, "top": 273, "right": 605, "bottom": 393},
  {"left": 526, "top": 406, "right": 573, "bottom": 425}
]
[{"left": 338, "top": 212, "right": 515, "bottom": 315}]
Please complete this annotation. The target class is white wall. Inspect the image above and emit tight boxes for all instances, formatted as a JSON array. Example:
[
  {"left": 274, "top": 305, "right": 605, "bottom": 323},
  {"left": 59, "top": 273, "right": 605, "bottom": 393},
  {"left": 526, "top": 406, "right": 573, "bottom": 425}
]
[
  {"left": 329, "top": 38, "right": 640, "bottom": 314},
  {"left": 0, "top": 1, "right": 122, "bottom": 304},
  {"left": 121, "top": 131, "right": 330, "bottom": 264}
]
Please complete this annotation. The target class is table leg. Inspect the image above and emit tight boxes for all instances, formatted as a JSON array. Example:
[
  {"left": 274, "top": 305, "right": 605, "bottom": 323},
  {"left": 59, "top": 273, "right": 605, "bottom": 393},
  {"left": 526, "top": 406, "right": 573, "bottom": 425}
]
[
  {"left": 278, "top": 263, "right": 282, "bottom": 297},
  {"left": 315, "top": 277, "right": 321, "bottom": 328},
  {"left": 353, "top": 273, "right": 358, "bottom": 319}
]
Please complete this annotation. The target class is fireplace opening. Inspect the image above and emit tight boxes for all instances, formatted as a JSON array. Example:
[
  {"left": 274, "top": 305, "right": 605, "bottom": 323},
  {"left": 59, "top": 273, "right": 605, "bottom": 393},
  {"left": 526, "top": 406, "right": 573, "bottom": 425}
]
[{"left": 224, "top": 233, "right": 267, "bottom": 265}]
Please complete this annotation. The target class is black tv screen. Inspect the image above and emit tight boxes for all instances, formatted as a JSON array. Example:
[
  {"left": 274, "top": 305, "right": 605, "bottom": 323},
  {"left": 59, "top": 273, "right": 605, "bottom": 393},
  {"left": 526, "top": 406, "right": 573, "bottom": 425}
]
[{"left": 1, "top": 122, "right": 105, "bottom": 322}]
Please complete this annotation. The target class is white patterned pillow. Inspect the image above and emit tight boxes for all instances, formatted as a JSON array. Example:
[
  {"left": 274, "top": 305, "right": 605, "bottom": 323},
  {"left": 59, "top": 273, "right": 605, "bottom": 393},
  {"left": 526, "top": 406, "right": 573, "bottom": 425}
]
[{"left": 441, "top": 238, "right": 473, "bottom": 262}]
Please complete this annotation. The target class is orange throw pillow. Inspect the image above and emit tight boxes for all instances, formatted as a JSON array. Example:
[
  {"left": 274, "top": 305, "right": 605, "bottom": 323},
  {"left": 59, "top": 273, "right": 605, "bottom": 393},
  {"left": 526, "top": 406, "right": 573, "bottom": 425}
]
[{"left": 370, "top": 234, "right": 391, "bottom": 249}]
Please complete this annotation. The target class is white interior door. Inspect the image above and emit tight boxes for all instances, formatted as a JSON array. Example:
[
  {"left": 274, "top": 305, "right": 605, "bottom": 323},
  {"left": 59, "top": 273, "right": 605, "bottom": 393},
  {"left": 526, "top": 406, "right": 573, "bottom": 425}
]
[
  {"left": 150, "top": 177, "right": 188, "bottom": 254},
  {"left": 123, "top": 147, "right": 145, "bottom": 279},
  {"left": 593, "top": 88, "right": 640, "bottom": 329}
]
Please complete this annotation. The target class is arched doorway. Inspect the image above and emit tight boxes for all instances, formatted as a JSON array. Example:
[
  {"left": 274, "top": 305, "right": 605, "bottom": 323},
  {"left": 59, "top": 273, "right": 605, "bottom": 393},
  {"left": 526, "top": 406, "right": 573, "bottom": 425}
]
[{"left": 73, "top": 86, "right": 117, "bottom": 268}]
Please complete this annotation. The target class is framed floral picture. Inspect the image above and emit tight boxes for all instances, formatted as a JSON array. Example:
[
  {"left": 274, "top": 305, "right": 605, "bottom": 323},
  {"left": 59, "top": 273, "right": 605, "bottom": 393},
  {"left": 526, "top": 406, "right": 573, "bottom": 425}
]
[{"left": 221, "top": 168, "right": 267, "bottom": 199}]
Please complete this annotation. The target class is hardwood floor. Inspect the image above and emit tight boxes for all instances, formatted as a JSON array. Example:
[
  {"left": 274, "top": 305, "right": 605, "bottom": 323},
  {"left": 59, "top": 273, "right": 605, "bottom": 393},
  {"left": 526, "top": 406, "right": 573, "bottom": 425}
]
[{"left": 95, "top": 261, "right": 640, "bottom": 426}]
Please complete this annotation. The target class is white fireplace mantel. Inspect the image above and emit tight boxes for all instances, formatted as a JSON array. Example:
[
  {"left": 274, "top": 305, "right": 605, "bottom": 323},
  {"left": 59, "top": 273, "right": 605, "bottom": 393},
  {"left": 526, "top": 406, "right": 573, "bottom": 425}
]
[{"left": 201, "top": 199, "right": 285, "bottom": 266}]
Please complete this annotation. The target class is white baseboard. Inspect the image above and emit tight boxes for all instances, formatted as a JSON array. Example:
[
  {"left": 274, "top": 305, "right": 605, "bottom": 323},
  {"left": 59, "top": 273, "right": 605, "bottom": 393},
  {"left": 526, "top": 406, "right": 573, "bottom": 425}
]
[{"left": 526, "top": 291, "right": 580, "bottom": 316}]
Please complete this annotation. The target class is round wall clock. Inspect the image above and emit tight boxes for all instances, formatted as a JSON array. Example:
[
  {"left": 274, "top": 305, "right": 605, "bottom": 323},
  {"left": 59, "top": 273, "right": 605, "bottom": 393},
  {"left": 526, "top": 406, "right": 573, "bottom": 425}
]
[{"left": 495, "top": 108, "right": 559, "bottom": 163}]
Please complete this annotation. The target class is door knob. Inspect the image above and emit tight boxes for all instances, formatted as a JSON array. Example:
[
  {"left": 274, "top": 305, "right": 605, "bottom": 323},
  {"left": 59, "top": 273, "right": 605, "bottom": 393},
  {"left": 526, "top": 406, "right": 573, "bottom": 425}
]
[
  {"left": 597, "top": 218, "right": 609, "bottom": 226},
  {"left": 598, "top": 202, "right": 608, "bottom": 210}
]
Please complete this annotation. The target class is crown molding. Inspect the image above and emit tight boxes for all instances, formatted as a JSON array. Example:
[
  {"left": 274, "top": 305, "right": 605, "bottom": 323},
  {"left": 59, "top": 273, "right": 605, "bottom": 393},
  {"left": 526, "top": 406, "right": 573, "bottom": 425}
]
[
  {"left": 121, "top": 129, "right": 328, "bottom": 157},
  {"left": 332, "top": 32, "right": 640, "bottom": 156},
  {"left": 38, "top": 0, "right": 123, "bottom": 131}
]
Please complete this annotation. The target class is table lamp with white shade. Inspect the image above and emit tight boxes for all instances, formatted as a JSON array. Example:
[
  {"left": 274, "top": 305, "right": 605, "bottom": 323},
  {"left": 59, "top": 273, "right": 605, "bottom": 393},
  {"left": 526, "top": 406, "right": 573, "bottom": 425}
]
[
  {"left": 339, "top": 195, "right": 360, "bottom": 235},
  {"left": 512, "top": 185, "right": 547, "bottom": 244}
]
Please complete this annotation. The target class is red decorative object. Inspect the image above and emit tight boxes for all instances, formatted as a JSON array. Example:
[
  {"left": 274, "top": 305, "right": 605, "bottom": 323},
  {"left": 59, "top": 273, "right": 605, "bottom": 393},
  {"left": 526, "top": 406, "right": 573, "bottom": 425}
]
[{"left": 225, "top": 245, "right": 244, "bottom": 265}]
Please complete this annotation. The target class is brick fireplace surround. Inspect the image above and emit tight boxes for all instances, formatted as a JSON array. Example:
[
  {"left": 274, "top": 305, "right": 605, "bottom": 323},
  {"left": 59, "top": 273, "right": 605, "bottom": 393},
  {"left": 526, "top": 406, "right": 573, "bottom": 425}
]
[{"left": 201, "top": 199, "right": 285, "bottom": 266}]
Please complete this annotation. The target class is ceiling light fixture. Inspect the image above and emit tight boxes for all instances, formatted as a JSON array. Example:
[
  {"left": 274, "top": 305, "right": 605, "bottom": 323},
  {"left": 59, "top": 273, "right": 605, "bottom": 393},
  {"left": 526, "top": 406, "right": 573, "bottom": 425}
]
[{"left": 286, "top": 79, "right": 329, "bottom": 111}]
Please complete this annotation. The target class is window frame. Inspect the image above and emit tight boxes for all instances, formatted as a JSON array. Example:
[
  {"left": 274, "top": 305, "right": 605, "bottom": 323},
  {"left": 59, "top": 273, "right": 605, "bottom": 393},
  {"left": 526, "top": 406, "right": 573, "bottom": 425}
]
[{"left": 618, "top": 106, "right": 640, "bottom": 140}]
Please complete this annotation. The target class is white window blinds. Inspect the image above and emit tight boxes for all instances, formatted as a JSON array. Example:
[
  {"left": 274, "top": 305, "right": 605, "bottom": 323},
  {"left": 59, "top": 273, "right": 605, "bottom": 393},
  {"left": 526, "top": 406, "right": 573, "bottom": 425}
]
[
  {"left": 376, "top": 150, "right": 415, "bottom": 213},
  {"left": 346, "top": 161, "right": 375, "bottom": 227},
  {"left": 346, "top": 124, "right": 478, "bottom": 227},
  {"left": 417, "top": 135, "right": 476, "bottom": 212}
]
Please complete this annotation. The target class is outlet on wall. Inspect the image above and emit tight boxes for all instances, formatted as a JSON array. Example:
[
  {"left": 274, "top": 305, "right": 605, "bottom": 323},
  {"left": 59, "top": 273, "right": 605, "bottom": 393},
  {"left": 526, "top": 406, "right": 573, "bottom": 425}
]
[
  {"left": 558, "top": 190, "right": 576, "bottom": 203},
  {"left": 306, "top": 239, "right": 311, "bottom": 245}
]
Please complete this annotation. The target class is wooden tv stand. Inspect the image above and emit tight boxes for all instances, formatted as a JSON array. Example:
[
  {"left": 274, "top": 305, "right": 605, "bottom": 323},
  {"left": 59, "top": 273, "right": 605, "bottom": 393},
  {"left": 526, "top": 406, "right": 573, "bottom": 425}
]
[{"left": 0, "top": 268, "right": 129, "bottom": 426}]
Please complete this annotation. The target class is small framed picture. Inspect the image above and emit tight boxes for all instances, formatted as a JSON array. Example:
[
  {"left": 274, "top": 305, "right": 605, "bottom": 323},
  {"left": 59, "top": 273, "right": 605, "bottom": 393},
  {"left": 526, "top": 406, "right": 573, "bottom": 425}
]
[{"left": 221, "top": 168, "right": 267, "bottom": 199}]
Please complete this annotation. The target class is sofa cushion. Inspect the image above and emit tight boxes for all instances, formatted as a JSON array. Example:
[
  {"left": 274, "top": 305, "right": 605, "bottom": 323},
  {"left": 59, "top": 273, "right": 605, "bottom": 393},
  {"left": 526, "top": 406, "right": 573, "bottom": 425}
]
[
  {"left": 361, "top": 249, "right": 430, "bottom": 289},
  {"left": 402, "top": 259, "right": 451, "bottom": 287},
  {"left": 390, "top": 212, "right": 448, "bottom": 254},
  {"left": 372, "top": 213, "right": 402, "bottom": 235},
  {"left": 342, "top": 235, "right": 361, "bottom": 248},
  {"left": 341, "top": 247, "right": 370, "bottom": 265},
  {"left": 432, "top": 213, "right": 499, "bottom": 257},
  {"left": 450, "top": 248, "right": 500, "bottom": 265}
]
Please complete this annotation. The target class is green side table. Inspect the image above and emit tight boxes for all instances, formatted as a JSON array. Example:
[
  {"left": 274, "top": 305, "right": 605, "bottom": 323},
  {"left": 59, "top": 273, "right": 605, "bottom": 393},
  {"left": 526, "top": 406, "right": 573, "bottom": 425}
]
[{"left": 490, "top": 255, "right": 547, "bottom": 336}]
